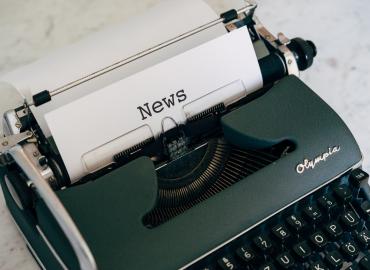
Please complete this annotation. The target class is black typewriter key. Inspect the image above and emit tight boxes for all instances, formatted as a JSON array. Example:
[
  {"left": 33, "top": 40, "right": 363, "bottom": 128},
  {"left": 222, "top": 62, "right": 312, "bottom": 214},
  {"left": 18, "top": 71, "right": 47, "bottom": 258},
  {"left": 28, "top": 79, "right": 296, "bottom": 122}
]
[
  {"left": 293, "top": 241, "right": 311, "bottom": 261},
  {"left": 310, "top": 231, "right": 328, "bottom": 249},
  {"left": 360, "top": 201, "right": 370, "bottom": 219},
  {"left": 310, "top": 260, "right": 329, "bottom": 270},
  {"left": 275, "top": 252, "right": 295, "bottom": 269},
  {"left": 235, "top": 246, "right": 256, "bottom": 264},
  {"left": 318, "top": 194, "right": 338, "bottom": 213},
  {"left": 325, "top": 221, "right": 343, "bottom": 239},
  {"left": 286, "top": 214, "right": 306, "bottom": 234},
  {"left": 356, "top": 230, "right": 370, "bottom": 248},
  {"left": 258, "top": 262, "right": 276, "bottom": 270},
  {"left": 333, "top": 185, "right": 353, "bottom": 202},
  {"left": 253, "top": 235, "right": 273, "bottom": 254},
  {"left": 304, "top": 205, "right": 322, "bottom": 223},
  {"left": 360, "top": 255, "right": 370, "bottom": 270},
  {"left": 271, "top": 224, "right": 291, "bottom": 242},
  {"left": 340, "top": 211, "right": 360, "bottom": 230},
  {"left": 217, "top": 255, "right": 238, "bottom": 270},
  {"left": 349, "top": 168, "right": 369, "bottom": 187},
  {"left": 325, "top": 250, "right": 343, "bottom": 269},
  {"left": 341, "top": 240, "right": 359, "bottom": 260}
]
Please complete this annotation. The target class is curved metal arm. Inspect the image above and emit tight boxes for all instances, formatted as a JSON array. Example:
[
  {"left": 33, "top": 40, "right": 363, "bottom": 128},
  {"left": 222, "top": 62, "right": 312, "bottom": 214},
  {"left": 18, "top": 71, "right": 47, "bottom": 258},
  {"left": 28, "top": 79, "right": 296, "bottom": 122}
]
[{"left": 8, "top": 144, "right": 97, "bottom": 270}]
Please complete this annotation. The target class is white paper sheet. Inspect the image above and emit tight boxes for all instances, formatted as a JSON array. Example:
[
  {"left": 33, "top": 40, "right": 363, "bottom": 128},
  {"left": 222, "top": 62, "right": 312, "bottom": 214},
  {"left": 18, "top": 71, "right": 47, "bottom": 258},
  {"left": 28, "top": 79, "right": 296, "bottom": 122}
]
[
  {"left": 45, "top": 27, "right": 263, "bottom": 182},
  {"left": 0, "top": 0, "right": 226, "bottom": 137}
]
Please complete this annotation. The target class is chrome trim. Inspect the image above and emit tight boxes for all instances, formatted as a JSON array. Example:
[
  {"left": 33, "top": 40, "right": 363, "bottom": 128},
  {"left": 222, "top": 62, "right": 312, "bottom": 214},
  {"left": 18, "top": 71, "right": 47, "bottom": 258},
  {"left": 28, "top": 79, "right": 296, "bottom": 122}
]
[
  {"left": 8, "top": 144, "right": 97, "bottom": 270},
  {"left": 180, "top": 160, "right": 363, "bottom": 269},
  {"left": 253, "top": 16, "right": 299, "bottom": 77},
  {"left": 8, "top": 214, "right": 47, "bottom": 270},
  {"left": 22, "top": 143, "right": 55, "bottom": 183},
  {"left": 279, "top": 44, "right": 300, "bottom": 76},
  {"left": 28, "top": 3, "right": 257, "bottom": 106},
  {"left": 0, "top": 131, "right": 33, "bottom": 166},
  {"left": 0, "top": 131, "right": 32, "bottom": 153},
  {"left": 36, "top": 225, "right": 68, "bottom": 270},
  {"left": 4, "top": 175, "right": 24, "bottom": 210},
  {"left": 296, "top": 146, "right": 341, "bottom": 174},
  {"left": 7, "top": 176, "right": 67, "bottom": 269},
  {"left": 3, "top": 110, "right": 21, "bottom": 136}
]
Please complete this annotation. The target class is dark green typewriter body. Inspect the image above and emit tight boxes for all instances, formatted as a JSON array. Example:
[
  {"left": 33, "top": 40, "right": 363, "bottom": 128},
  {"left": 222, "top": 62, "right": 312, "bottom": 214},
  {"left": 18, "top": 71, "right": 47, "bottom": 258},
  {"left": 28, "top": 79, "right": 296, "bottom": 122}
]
[{"left": 2, "top": 76, "right": 369, "bottom": 269}]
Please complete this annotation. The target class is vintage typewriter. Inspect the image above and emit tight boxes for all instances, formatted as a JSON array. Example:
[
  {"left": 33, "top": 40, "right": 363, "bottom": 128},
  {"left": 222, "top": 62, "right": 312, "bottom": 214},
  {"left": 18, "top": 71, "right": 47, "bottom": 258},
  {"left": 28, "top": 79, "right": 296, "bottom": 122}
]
[{"left": 0, "top": 0, "right": 369, "bottom": 269}]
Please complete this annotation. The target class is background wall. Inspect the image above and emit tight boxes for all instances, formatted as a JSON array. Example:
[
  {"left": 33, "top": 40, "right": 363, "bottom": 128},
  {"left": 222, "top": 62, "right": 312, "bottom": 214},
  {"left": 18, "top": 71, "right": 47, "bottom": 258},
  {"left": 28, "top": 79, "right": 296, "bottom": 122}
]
[{"left": 0, "top": 0, "right": 369, "bottom": 269}]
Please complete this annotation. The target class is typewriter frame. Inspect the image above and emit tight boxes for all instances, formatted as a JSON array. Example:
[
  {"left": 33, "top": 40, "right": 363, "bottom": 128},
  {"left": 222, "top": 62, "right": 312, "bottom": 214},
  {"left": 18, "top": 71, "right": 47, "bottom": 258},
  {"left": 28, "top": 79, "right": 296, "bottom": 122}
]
[{"left": 0, "top": 2, "right": 322, "bottom": 270}]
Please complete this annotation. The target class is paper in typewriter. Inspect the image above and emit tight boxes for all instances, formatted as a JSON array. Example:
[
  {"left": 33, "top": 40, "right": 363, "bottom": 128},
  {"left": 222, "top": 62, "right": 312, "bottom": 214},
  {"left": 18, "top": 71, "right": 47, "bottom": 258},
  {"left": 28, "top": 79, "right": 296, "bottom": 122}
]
[
  {"left": 0, "top": 0, "right": 227, "bottom": 137},
  {"left": 45, "top": 27, "right": 263, "bottom": 182}
]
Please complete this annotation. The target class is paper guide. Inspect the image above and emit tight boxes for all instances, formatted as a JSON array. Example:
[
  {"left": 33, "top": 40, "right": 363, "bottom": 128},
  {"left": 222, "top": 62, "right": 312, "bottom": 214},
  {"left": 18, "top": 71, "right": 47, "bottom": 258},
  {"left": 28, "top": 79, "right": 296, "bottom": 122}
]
[{"left": 45, "top": 27, "right": 263, "bottom": 182}]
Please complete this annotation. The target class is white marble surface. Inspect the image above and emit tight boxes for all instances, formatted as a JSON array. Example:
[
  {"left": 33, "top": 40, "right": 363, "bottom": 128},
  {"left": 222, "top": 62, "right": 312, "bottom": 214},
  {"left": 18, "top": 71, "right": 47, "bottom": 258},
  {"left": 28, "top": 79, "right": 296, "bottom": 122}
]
[{"left": 0, "top": 0, "right": 369, "bottom": 269}]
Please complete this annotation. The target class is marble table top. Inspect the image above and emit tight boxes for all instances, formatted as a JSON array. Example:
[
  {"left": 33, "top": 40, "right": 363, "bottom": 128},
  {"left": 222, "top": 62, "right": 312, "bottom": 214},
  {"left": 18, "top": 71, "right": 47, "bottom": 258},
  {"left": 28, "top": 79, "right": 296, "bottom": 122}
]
[{"left": 0, "top": 0, "right": 369, "bottom": 269}]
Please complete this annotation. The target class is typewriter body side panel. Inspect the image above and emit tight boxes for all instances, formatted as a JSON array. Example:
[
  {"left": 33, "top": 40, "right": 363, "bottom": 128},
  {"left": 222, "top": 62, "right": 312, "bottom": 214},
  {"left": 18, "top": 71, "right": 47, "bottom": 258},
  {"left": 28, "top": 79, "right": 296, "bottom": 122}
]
[{"left": 1, "top": 76, "right": 361, "bottom": 270}]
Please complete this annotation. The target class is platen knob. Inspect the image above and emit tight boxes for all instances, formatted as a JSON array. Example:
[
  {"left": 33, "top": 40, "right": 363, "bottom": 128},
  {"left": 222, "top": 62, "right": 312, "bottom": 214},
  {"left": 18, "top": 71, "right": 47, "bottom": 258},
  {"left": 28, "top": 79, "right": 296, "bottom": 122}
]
[{"left": 287, "top": 38, "right": 317, "bottom": 71}]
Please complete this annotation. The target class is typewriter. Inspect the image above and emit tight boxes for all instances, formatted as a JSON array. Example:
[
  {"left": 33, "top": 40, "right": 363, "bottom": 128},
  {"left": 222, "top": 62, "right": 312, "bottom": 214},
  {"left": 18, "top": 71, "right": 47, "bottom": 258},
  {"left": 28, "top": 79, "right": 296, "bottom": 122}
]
[{"left": 0, "top": 0, "right": 369, "bottom": 269}]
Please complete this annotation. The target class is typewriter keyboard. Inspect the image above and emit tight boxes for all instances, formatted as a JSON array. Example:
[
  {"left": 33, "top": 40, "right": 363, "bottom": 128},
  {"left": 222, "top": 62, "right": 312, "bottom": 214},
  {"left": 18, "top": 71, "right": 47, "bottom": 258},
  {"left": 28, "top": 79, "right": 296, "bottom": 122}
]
[{"left": 188, "top": 169, "right": 370, "bottom": 270}]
